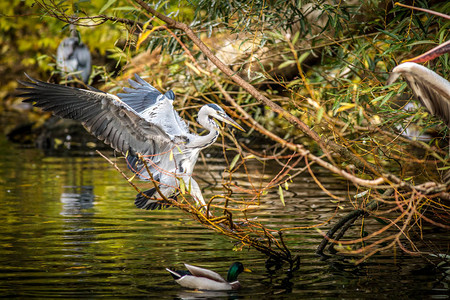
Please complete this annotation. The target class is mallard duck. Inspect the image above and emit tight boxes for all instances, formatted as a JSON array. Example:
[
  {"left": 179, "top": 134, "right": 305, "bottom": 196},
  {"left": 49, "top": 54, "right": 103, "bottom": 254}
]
[{"left": 166, "top": 262, "right": 251, "bottom": 291}]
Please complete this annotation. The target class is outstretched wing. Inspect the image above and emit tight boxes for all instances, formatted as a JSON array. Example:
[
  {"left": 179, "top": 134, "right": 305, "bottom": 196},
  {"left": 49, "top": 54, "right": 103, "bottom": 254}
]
[
  {"left": 388, "top": 62, "right": 450, "bottom": 126},
  {"left": 184, "top": 264, "right": 227, "bottom": 283},
  {"left": 114, "top": 74, "right": 191, "bottom": 181},
  {"left": 16, "top": 74, "right": 187, "bottom": 160},
  {"left": 117, "top": 74, "right": 189, "bottom": 137},
  {"left": 117, "top": 74, "right": 166, "bottom": 113}
]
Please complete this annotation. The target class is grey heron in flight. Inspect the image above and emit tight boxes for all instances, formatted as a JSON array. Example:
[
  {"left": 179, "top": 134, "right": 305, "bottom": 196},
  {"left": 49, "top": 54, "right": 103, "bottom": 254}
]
[
  {"left": 17, "top": 74, "right": 244, "bottom": 210},
  {"left": 56, "top": 24, "right": 92, "bottom": 83}
]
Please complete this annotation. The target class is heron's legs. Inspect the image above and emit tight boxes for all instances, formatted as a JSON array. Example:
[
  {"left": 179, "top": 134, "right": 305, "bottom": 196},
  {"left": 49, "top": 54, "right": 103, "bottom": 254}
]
[
  {"left": 180, "top": 176, "right": 206, "bottom": 208},
  {"left": 177, "top": 175, "right": 212, "bottom": 218}
]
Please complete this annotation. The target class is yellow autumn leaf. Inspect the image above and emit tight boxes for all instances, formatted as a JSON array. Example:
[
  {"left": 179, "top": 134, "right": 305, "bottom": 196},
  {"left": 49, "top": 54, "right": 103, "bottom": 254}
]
[
  {"left": 136, "top": 25, "right": 164, "bottom": 51},
  {"left": 179, "top": 178, "right": 186, "bottom": 194},
  {"left": 336, "top": 103, "right": 356, "bottom": 113},
  {"left": 185, "top": 61, "right": 201, "bottom": 75},
  {"left": 278, "top": 185, "right": 285, "bottom": 206},
  {"left": 128, "top": 174, "right": 136, "bottom": 182}
]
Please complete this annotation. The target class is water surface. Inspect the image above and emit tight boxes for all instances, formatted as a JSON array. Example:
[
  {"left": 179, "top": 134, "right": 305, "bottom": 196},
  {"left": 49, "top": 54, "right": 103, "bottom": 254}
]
[{"left": 0, "top": 136, "right": 448, "bottom": 298}]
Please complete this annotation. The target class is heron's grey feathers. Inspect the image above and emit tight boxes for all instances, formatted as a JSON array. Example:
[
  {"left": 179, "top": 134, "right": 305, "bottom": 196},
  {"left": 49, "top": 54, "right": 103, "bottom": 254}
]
[
  {"left": 17, "top": 74, "right": 184, "bottom": 161},
  {"left": 164, "top": 90, "right": 175, "bottom": 100},
  {"left": 117, "top": 74, "right": 189, "bottom": 138},
  {"left": 184, "top": 264, "right": 228, "bottom": 283},
  {"left": 117, "top": 74, "right": 166, "bottom": 113},
  {"left": 388, "top": 62, "right": 450, "bottom": 126}
]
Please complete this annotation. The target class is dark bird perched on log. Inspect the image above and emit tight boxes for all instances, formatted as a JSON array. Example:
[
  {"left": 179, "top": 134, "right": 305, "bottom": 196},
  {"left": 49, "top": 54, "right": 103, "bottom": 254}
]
[
  {"left": 56, "top": 24, "right": 92, "bottom": 83},
  {"left": 17, "top": 74, "right": 244, "bottom": 210}
]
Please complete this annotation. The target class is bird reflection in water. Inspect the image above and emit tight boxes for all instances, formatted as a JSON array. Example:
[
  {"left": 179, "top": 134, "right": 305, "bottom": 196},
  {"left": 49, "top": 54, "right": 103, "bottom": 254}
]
[{"left": 60, "top": 185, "right": 95, "bottom": 216}]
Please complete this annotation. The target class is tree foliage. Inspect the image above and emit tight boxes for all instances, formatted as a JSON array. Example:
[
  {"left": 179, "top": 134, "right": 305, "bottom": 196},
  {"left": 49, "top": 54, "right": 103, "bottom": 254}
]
[{"left": 3, "top": 0, "right": 450, "bottom": 266}]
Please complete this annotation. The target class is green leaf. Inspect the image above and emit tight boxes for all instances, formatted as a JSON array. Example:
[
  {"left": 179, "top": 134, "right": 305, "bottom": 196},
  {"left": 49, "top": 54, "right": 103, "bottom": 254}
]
[
  {"left": 370, "top": 95, "right": 385, "bottom": 104},
  {"left": 279, "top": 60, "right": 295, "bottom": 70},
  {"left": 292, "top": 31, "right": 300, "bottom": 45},
  {"left": 229, "top": 154, "right": 240, "bottom": 170},
  {"left": 378, "top": 29, "right": 401, "bottom": 41},
  {"left": 379, "top": 90, "right": 397, "bottom": 106},
  {"left": 112, "top": 6, "right": 135, "bottom": 11},
  {"left": 266, "top": 31, "right": 285, "bottom": 40},
  {"left": 286, "top": 78, "right": 303, "bottom": 88},
  {"left": 407, "top": 40, "right": 435, "bottom": 47},
  {"left": 99, "top": 0, "right": 116, "bottom": 14},
  {"left": 297, "top": 51, "right": 310, "bottom": 64}
]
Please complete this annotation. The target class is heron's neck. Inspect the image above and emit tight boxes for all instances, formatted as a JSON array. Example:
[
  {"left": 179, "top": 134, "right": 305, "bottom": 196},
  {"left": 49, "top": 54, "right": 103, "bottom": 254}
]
[
  {"left": 189, "top": 129, "right": 219, "bottom": 149},
  {"left": 187, "top": 116, "right": 219, "bottom": 149}
]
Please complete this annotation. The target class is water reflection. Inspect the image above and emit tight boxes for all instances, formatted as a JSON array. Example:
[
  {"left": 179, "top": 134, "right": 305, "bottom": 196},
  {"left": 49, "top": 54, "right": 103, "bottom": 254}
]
[
  {"left": 174, "top": 290, "right": 240, "bottom": 299},
  {"left": 60, "top": 185, "right": 95, "bottom": 216}
]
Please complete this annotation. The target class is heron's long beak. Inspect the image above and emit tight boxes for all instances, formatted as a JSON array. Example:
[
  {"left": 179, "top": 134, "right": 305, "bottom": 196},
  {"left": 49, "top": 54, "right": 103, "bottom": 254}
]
[
  {"left": 403, "top": 40, "right": 450, "bottom": 63},
  {"left": 215, "top": 114, "right": 245, "bottom": 132}
]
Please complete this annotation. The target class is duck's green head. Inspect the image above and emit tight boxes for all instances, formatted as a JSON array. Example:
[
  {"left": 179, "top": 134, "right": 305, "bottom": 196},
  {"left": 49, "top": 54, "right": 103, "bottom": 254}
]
[{"left": 227, "top": 262, "right": 251, "bottom": 282}]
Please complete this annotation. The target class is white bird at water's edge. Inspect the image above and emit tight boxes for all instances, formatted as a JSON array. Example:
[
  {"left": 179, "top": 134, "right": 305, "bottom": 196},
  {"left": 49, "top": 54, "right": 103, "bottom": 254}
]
[{"left": 17, "top": 74, "right": 245, "bottom": 210}]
